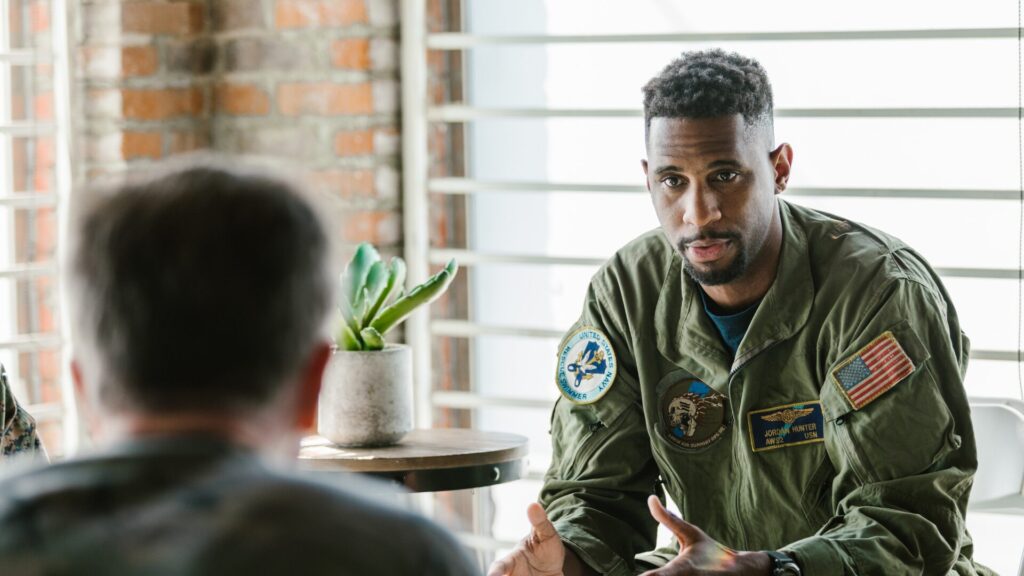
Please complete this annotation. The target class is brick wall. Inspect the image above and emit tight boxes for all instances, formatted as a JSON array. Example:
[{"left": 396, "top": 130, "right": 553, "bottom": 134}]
[{"left": 76, "top": 0, "right": 402, "bottom": 252}]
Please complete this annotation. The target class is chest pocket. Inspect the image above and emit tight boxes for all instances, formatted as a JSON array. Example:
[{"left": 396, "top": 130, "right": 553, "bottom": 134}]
[{"left": 820, "top": 320, "right": 959, "bottom": 485}]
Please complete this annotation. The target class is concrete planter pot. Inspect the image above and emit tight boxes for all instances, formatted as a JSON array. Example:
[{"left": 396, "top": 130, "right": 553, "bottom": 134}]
[{"left": 317, "top": 344, "right": 412, "bottom": 447}]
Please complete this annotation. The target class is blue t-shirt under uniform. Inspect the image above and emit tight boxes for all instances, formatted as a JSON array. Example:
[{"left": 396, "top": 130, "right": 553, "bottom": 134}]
[{"left": 699, "top": 289, "right": 761, "bottom": 356}]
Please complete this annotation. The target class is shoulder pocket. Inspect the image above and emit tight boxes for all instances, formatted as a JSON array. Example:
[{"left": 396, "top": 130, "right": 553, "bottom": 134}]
[
  {"left": 549, "top": 374, "right": 641, "bottom": 479},
  {"left": 820, "top": 320, "right": 959, "bottom": 484}
]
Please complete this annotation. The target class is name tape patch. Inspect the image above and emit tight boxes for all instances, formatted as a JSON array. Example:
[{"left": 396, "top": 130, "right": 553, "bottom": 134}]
[
  {"left": 556, "top": 327, "right": 617, "bottom": 404},
  {"left": 748, "top": 401, "right": 825, "bottom": 453}
]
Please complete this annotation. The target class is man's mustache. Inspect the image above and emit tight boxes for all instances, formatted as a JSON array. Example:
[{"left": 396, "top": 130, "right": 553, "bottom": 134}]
[{"left": 676, "top": 230, "right": 741, "bottom": 252}]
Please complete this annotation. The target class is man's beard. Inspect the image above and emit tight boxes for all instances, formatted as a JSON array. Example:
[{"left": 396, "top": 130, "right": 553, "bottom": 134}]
[{"left": 678, "top": 232, "right": 749, "bottom": 286}]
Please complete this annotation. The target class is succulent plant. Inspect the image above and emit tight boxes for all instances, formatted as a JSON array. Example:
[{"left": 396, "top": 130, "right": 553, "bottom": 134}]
[{"left": 337, "top": 243, "right": 458, "bottom": 351}]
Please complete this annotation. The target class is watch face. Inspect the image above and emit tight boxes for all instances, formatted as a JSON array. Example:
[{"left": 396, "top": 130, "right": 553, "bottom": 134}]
[
  {"left": 769, "top": 553, "right": 801, "bottom": 576},
  {"left": 774, "top": 562, "right": 801, "bottom": 576}
]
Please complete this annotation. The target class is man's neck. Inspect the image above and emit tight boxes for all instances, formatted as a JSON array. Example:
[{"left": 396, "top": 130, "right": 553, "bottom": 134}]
[{"left": 98, "top": 411, "right": 299, "bottom": 461}]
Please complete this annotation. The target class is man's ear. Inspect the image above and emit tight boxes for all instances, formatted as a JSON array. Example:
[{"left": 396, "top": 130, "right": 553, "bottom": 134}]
[
  {"left": 295, "top": 342, "right": 331, "bottom": 431},
  {"left": 770, "top": 143, "right": 794, "bottom": 195},
  {"left": 641, "top": 159, "right": 651, "bottom": 193},
  {"left": 71, "top": 358, "right": 100, "bottom": 438}
]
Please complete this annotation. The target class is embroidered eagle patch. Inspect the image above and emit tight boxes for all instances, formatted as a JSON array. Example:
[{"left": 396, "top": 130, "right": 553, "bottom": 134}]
[{"left": 832, "top": 331, "right": 915, "bottom": 410}]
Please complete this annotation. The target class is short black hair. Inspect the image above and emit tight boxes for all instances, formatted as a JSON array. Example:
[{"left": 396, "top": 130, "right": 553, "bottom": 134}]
[
  {"left": 642, "top": 49, "right": 774, "bottom": 140},
  {"left": 69, "top": 156, "right": 332, "bottom": 414}
]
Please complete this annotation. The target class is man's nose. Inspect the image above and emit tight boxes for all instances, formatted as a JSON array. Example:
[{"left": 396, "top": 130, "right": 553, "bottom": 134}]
[{"left": 681, "top": 182, "right": 721, "bottom": 228}]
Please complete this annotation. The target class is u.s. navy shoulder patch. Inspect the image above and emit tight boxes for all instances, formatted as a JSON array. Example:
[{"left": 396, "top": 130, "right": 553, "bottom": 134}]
[
  {"left": 660, "top": 379, "right": 729, "bottom": 450},
  {"left": 556, "top": 327, "right": 617, "bottom": 404},
  {"left": 832, "top": 331, "right": 914, "bottom": 411},
  {"left": 748, "top": 401, "right": 824, "bottom": 452}
]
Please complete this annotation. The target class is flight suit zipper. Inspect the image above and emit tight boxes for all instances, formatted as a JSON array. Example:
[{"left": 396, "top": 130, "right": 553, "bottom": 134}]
[{"left": 724, "top": 335, "right": 786, "bottom": 550}]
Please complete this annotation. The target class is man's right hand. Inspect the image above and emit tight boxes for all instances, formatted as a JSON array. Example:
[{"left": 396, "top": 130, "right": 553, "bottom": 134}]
[{"left": 486, "top": 502, "right": 566, "bottom": 576}]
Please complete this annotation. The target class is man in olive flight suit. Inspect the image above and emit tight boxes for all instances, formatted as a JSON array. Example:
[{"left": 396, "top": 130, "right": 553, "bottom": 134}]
[{"left": 489, "top": 50, "right": 993, "bottom": 576}]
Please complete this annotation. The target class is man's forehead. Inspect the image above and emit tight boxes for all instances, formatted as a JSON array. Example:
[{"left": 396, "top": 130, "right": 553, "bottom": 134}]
[{"left": 646, "top": 115, "right": 763, "bottom": 166}]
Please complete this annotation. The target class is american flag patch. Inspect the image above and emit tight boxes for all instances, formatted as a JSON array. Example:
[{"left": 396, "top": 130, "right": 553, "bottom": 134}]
[{"left": 832, "top": 331, "right": 915, "bottom": 410}]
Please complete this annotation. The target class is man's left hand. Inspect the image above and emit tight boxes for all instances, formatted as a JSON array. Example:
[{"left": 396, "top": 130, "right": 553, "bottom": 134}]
[{"left": 640, "top": 495, "right": 772, "bottom": 576}]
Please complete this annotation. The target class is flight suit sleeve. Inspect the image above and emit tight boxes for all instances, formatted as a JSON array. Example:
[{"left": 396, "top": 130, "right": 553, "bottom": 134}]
[
  {"left": 1, "top": 364, "right": 46, "bottom": 459},
  {"left": 783, "top": 273, "right": 988, "bottom": 575},
  {"left": 539, "top": 283, "right": 661, "bottom": 576}
]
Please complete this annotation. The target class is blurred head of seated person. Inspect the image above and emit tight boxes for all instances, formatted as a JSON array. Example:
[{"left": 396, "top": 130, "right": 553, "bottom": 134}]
[{"left": 0, "top": 156, "right": 478, "bottom": 576}]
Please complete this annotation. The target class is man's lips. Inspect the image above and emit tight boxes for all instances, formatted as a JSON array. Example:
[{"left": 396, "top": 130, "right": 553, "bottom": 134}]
[{"left": 685, "top": 239, "right": 731, "bottom": 263}]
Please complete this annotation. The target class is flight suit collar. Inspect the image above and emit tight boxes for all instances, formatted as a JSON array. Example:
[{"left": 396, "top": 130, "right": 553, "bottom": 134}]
[{"left": 655, "top": 199, "right": 814, "bottom": 394}]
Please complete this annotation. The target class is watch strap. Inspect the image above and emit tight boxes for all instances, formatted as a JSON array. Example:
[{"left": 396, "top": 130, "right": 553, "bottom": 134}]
[{"left": 764, "top": 551, "right": 801, "bottom": 576}]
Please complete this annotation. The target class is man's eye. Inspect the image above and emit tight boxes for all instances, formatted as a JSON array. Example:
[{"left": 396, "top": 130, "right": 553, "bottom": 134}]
[
  {"left": 713, "top": 171, "right": 739, "bottom": 182},
  {"left": 663, "top": 176, "right": 683, "bottom": 188}
]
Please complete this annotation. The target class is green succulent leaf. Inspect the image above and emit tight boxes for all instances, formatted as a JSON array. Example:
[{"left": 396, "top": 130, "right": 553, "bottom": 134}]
[
  {"left": 354, "top": 286, "right": 371, "bottom": 325},
  {"left": 361, "top": 261, "right": 390, "bottom": 324},
  {"left": 360, "top": 326, "right": 385, "bottom": 351},
  {"left": 366, "top": 257, "right": 406, "bottom": 326},
  {"left": 370, "top": 259, "right": 459, "bottom": 336},
  {"left": 338, "top": 323, "right": 363, "bottom": 351},
  {"left": 341, "top": 243, "right": 381, "bottom": 305},
  {"left": 338, "top": 294, "right": 357, "bottom": 327}
]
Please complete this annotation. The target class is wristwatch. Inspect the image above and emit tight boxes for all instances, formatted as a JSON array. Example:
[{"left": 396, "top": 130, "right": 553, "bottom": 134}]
[{"left": 765, "top": 551, "right": 801, "bottom": 575}]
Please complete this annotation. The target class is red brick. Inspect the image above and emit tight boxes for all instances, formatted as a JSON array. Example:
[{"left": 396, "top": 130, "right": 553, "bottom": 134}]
[
  {"left": 35, "top": 135, "right": 54, "bottom": 168},
  {"left": 30, "top": 0, "right": 50, "bottom": 32},
  {"left": 167, "top": 130, "right": 209, "bottom": 154},
  {"left": 275, "top": 0, "right": 367, "bottom": 28},
  {"left": 224, "top": 37, "right": 311, "bottom": 72},
  {"left": 122, "top": 131, "right": 163, "bottom": 160},
  {"left": 122, "top": 88, "right": 204, "bottom": 120},
  {"left": 339, "top": 210, "right": 401, "bottom": 245},
  {"left": 12, "top": 139, "right": 25, "bottom": 190},
  {"left": 31, "top": 209, "right": 57, "bottom": 263},
  {"left": 122, "top": 2, "right": 204, "bottom": 35},
  {"left": 31, "top": 137, "right": 55, "bottom": 191},
  {"left": 37, "top": 349, "right": 60, "bottom": 382},
  {"left": 165, "top": 39, "right": 217, "bottom": 74},
  {"left": 333, "top": 129, "right": 374, "bottom": 156},
  {"left": 311, "top": 169, "right": 375, "bottom": 199},
  {"left": 33, "top": 92, "right": 53, "bottom": 120},
  {"left": 216, "top": 84, "right": 271, "bottom": 116},
  {"left": 277, "top": 82, "right": 372, "bottom": 116},
  {"left": 330, "top": 38, "right": 370, "bottom": 70},
  {"left": 122, "top": 45, "right": 159, "bottom": 77},
  {"left": 213, "top": 0, "right": 266, "bottom": 31}
]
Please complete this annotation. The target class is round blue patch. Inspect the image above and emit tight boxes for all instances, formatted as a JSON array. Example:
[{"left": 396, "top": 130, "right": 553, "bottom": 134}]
[{"left": 556, "top": 327, "right": 617, "bottom": 404}]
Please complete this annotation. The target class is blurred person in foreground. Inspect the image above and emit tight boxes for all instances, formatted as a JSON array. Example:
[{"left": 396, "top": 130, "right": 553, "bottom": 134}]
[
  {"left": 0, "top": 156, "right": 478, "bottom": 576},
  {"left": 489, "top": 50, "right": 992, "bottom": 576}
]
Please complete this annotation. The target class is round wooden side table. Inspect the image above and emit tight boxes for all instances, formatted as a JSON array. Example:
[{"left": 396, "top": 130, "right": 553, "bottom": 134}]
[{"left": 299, "top": 428, "right": 529, "bottom": 492}]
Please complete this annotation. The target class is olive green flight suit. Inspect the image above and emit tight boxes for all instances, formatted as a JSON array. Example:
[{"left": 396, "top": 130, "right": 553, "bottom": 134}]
[{"left": 541, "top": 199, "right": 993, "bottom": 576}]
